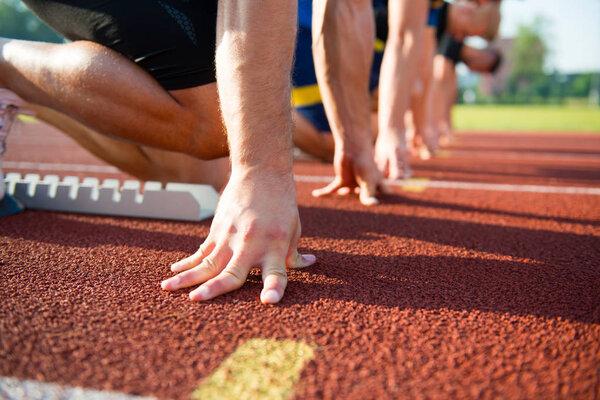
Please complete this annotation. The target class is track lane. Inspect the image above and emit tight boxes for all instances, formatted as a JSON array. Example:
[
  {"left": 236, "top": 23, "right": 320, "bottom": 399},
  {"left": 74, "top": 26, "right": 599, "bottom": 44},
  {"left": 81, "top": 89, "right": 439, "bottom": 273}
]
[{"left": 1, "top": 120, "right": 599, "bottom": 399}]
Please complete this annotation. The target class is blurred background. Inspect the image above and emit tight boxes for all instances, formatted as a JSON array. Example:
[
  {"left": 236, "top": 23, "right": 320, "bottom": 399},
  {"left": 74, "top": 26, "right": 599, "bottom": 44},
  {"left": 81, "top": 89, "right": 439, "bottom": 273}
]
[
  {"left": 453, "top": 0, "right": 600, "bottom": 132},
  {"left": 1, "top": 0, "right": 599, "bottom": 132}
]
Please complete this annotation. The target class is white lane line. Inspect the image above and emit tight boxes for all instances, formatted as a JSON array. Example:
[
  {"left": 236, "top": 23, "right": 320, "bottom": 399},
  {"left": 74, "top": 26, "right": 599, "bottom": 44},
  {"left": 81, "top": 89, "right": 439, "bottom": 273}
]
[
  {"left": 440, "top": 149, "right": 600, "bottom": 161},
  {"left": 4, "top": 161, "right": 120, "bottom": 174},
  {"left": 294, "top": 175, "right": 600, "bottom": 195},
  {"left": 5, "top": 163, "right": 600, "bottom": 195},
  {"left": 0, "top": 376, "right": 157, "bottom": 400}
]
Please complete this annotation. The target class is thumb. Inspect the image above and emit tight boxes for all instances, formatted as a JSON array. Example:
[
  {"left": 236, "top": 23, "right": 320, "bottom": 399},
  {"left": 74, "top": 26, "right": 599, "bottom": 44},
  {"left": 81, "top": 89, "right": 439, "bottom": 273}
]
[{"left": 288, "top": 250, "right": 317, "bottom": 269}]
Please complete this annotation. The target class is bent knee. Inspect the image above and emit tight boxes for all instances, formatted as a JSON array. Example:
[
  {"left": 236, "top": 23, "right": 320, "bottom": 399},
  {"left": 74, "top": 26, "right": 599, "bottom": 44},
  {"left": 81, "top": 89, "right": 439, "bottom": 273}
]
[{"left": 169, "top": 85, "right": 228, "bottom": 160}]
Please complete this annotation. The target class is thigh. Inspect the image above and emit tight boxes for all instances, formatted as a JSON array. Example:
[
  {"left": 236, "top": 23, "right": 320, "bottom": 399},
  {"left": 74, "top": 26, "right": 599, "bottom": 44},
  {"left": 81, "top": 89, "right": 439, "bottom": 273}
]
[{"left": 22, "top": 0, "right": 219, "bottom": 90}]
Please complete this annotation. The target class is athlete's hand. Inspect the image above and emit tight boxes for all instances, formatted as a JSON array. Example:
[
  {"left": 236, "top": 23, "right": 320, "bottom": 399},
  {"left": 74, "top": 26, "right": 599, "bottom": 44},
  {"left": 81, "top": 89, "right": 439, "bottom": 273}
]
[
  {"left": 161, "top": 170, "right": 316, "bottom": 304},
  {"left": 312, "top": 143, "right": 388, "bottom": 206},
  {"left": 374, "top": 131, "right": 412, "bottom": 180}
]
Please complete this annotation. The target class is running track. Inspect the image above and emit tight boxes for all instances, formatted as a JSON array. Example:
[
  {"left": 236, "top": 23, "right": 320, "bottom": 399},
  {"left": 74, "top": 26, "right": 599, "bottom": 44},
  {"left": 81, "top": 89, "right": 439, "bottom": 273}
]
[{"left": 1, "top": 120, "right": 599, "bottom": 399}]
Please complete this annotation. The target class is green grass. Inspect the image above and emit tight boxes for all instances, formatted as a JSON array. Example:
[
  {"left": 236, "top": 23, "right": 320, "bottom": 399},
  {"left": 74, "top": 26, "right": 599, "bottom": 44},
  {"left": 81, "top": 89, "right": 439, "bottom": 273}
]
[{"left": 452, "top": 105, "right": 600, "bottom": 133}]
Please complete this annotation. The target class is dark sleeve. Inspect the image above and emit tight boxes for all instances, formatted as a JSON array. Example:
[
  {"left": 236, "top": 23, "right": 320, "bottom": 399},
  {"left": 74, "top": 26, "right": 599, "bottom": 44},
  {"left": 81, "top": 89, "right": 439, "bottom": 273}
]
[{"left": 436, "top": 33, "right": 463, "bottom": 65}]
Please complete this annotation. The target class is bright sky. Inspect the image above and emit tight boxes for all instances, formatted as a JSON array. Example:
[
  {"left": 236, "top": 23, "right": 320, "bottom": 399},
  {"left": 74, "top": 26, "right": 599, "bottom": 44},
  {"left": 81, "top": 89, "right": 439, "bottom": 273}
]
[{"left": 499, "top": 0, "right": 600, "bottom": 73}]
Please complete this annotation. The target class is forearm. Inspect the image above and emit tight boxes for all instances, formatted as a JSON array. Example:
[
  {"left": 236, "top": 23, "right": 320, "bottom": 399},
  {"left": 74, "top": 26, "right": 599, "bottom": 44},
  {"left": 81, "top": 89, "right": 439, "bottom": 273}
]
[
  {"left": 431, "top": 55, "right": 448, "bottom": 128},
  {"left": 411, "top": 28, "right": 436, "bottom": 135},
  {"left": 216, "top": 0, "right": 296, "bottom": 176},
  {"left": 312, "top": 0, "right": 374, "bottom": 155},
  {"left": 377, "top": 0, "right": 428, "bottom": 137}
]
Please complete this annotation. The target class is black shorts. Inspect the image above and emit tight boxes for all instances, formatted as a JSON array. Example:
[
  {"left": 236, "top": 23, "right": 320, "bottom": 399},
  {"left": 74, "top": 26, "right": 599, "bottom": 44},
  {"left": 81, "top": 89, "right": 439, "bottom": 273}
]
[
  {"left": 373, "top": 1, "right": 448, "bottom": 43},
  {"left": 436, "top": 34, "right": 463, "bottom": 65},
  {"left": 23, "top": 0, "right": 218, "bottom": 90}
]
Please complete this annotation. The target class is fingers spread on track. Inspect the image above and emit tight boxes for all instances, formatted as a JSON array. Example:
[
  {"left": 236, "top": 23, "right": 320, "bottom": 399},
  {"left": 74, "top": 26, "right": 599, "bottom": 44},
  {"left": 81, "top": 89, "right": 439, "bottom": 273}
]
[
  {"left": 189, "top": 262, "right": 249, "bottom": 301},
  {"left": 162, "top": 245, "right": 232, "bottom": 291},
  {"left": 312, "top": 179, "right": 343, "bottom": 198},
  {"left": 170, "top": 242, "right": 214, "bottom": 273}
]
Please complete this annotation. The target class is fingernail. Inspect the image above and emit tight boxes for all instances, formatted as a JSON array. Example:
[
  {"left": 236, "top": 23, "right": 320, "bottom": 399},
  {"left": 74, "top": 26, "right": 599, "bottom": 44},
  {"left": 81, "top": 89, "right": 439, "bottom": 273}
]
[
  {"left": 361, "top": 196, "right": 379, "bottom": 206},
  {"left": 190, "top": 286, "right": 210, "bottom": 301},
  {"left": 260, "top": 289, "right": 280, "bottom": 304},
  {"left": 170, "top": 263, "right": 179, "bottom": 272},
  {"left": 161, "top": 276, "right": 179, "bottom": 290},
  {"left": 302, "top": 254, "right": 316, "bottom": 265}
]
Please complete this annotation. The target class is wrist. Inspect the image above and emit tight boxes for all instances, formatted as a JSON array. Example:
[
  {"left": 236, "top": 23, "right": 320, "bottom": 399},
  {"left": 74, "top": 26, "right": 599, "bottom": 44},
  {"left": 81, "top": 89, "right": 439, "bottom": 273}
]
[
  {"left": 231, "top": 153, "right": 294, "bottom": 182},
  {"left": 335, "top": 135, "right": 373, "bottom": 159}
]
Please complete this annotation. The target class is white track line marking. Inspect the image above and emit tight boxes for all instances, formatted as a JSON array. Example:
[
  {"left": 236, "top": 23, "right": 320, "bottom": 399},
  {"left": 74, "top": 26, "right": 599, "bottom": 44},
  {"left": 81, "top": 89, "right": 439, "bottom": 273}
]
[
  {"left": 0, "top": 376, "right": 157, "bottom": 400},
  {"left": 5, "top": 163, "right": 600, "bottom": 195},
  {"left": 294, "top": 175, "right": 600, "bottom": 195},
  {"left": 440, "top": 149, "right": 600, "bottom": 161}
]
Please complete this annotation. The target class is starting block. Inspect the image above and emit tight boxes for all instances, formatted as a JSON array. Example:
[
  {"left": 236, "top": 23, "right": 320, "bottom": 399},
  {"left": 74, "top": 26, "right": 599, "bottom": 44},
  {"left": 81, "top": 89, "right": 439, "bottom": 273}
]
[{"left": 3, "top": 173, "right": 219, "bottom": 221}]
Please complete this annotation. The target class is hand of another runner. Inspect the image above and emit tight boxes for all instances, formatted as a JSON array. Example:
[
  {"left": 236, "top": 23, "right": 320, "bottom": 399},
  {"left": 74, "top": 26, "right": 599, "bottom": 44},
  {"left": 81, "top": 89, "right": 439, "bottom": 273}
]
[
  {"left": 161, "top": 171, "right": 316, "bottom": 304},
  {"left": 312, "top": 144, "right": 388, "bottom": 206},
  {"left": 374, "top": 131, "right": 412, "bottom": 181}
]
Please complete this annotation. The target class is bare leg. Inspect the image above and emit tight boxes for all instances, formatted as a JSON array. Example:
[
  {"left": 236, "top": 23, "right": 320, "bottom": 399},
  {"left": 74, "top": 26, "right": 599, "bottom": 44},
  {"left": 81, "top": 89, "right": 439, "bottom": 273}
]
[
  {"left": 26, "top": 105, "right": 230, "bottom": 191},
  {"left": 293, "top": 112, "right": 334, "bottom": 162},
  {"left": 0, "top": 38, "right": 227, "bottom": 159},
  {"left": 375, "top": 0, "right": 428, "bottom": 180},
  {"left": 292, "top": 105, "right": 379, "bottom": 163}
]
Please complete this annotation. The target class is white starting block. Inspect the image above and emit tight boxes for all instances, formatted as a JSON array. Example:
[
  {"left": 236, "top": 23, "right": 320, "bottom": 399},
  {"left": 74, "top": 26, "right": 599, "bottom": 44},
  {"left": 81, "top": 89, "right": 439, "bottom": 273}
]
[{"left": 3, "top": 173, "right": 219, "bottom": 221}]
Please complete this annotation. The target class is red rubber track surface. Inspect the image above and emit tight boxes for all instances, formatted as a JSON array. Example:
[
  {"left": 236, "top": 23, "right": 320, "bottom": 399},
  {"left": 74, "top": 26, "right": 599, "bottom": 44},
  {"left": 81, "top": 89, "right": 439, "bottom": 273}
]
[{"left": 1, "top": 122, "right": 599, "bottom": 399}]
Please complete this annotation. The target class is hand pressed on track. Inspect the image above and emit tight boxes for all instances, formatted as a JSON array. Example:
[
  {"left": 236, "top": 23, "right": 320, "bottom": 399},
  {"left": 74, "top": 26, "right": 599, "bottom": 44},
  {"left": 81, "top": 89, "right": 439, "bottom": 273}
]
[
  {"left": 374, "top": 131, "right": 412, "bottom": 181},
  {"left": 161, "top": 172, "right": 316, "bottom": 304},
  {"left": 312, "top": 145, "right": 388, "bottom": 206}
]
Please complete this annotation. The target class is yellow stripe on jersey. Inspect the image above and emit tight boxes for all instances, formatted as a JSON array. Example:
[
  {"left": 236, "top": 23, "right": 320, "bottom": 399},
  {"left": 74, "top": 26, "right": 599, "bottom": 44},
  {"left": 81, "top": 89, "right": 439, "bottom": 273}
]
[
  {"left": 291, "top": 84, "right": 322, "bottom": 107},
  {"left": 292, "top": 42, "right": 384, "bottom": 107},
  {"left": 430, "top": 0, "right": 444, "bottom": 9}
]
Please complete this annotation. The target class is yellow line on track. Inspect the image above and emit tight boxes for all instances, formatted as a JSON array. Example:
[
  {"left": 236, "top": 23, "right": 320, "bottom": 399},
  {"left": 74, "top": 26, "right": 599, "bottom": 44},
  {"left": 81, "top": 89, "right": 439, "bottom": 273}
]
[
  {"left": 192, "top": 338, "right": 315, "bottom": 400},
  {"left": 401, "top": 177, "right": 430, "bottom": 193},
  {"left": 17, "top": 115, "right": 38, "bottom": 124}
]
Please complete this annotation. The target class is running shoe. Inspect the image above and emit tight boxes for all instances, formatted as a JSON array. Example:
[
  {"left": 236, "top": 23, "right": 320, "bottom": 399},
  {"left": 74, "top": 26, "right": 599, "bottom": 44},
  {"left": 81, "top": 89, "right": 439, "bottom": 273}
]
[{"left": 0, "top": 89, "right": 27, "bottom": 215}]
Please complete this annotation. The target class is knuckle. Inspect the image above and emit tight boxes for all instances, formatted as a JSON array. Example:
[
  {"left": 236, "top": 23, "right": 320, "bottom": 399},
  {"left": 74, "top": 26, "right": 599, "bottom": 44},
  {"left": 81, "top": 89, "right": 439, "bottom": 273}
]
[
  {"left": 239, "top": 220, "right": 260, "bottom": 241},
  {"left": 222, "top": 268, "right": 246, "bottom": 288},
  {"left": 263, "top": 268, "right": 288, "bottom": 283},
  {"left": 203, "top": 258, "right": 220, "bottom": 274},
  {"left": 199, "top": 242, "right": 209, "bottom": 253},
  {"left": 265, "top": 227, "right": 288, "bottom": 242},
  {"left": 240, "top": 221, "right": 289, "bottom": 244}
]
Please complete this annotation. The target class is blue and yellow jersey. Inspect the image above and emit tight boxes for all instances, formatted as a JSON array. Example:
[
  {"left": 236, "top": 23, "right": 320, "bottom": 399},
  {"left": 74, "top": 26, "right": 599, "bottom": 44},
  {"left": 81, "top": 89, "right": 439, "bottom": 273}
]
[
  {"left": 292, "top": 0, "right": 384, "bottom": 132},
  {"left": 428, "top": 0, "right": 446, "bottom": 28}
]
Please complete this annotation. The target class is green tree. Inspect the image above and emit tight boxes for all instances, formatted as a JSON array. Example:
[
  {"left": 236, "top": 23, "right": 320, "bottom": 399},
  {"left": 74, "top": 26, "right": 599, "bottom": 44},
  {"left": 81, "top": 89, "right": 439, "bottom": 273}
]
[
  {"left": 566, "top": 73, "right": 592, "bottom": 97},
  {"left": 506, "top": 16, "right": 549, "bottom": 103},
  {"left": 0, "top": 0, "right": 63, "bottom": 42}
]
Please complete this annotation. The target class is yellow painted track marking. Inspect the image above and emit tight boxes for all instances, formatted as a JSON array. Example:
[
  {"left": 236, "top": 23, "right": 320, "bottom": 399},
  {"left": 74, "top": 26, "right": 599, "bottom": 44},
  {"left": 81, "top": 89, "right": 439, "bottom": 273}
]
[
  {"left": 17, "top": 115, "right": 38, "bottom": 124},
  {"left": 402, "top": 177, "right": 430, "bottom": 193},
  {"left": 435, "top": 149, "right": 452, "bottom": 158},
  {"left": 192, "top": 338, "right": 315, "bottom": 400}
]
